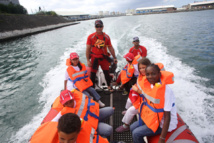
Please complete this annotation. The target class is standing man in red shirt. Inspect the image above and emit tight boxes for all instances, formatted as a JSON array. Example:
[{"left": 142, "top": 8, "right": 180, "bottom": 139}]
[
  {"left": 129, "top": 37, "right": 147, "bottom": 57},
  {"left": 86, "top": 20, "right": 117, "bottom": 92}
]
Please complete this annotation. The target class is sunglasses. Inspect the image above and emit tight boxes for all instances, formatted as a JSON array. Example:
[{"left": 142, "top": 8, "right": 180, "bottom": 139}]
[
  {"left": 133, "top": 40, "right": 139, "bottom": 42},
  {"left": 96, "top": 25, "right": 103, "bottom": 28}
]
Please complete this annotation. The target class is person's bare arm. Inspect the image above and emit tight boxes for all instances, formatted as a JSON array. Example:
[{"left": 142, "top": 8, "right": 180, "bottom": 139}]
[
  {"left": 158, "top": 111, "right": 170, "bottom": 143},
  {"left": 64, "top": 80, "right": 67, "bottom": 90},
  {"left": 86, "top": 45, "right": 92, "bottom": 67},
  {"left": 108, "top": 46, "right": 117, "bottom": 63}
]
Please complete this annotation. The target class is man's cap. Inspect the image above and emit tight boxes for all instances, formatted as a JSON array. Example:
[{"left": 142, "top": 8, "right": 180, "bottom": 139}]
[
  {"left": 70, "top": 52, "right": 79, "bottom": 60},
  {"left": 60, "top": 90, "right": 74, "bottom": 105},
  {"left": 133, "top": 37, "right": 139, "bottom": 41},
  {"left": 123, "top": 53, "right": 134, "bottom": 61},
  {"left": 95, "top": 20, "right": 103, "bottom": 26}
]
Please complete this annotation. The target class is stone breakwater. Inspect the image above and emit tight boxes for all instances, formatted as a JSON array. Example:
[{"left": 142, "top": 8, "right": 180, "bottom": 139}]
[{"left": 0, "top": 15, "right": 79, "bottom": 41}]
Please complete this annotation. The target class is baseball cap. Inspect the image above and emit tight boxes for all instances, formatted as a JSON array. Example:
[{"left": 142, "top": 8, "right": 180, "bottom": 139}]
[
  {"left": 133, "top": 37, "right": 139, "bottom": 42},
  {"left": 70, "top": 52, "right": 79, "bottom": 60},
  {"left": 95, "top": 20, "right": 103, "bottom": 26},
  {"left": 60, "top": 90, "right": 74, "bottom": 105},
  {"left": 123, "top": 53, "right": 134, "bottom": 61}
]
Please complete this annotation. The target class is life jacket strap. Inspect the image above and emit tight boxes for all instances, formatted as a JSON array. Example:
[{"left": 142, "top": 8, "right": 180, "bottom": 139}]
[
  {"left": 68, "top": 71, "right": 88, "bottom": 84},
  {"left": 139, "top": 94, "right": 144, "bottom": 98},
  {"left": 96, "top": 133, "right": 99, "bottom": 143},
  {"left": 138, "top": 101, "right": 175, "bottom": 126},
  {"left": 138, "top": 99, "right": 164, "bottom": 126},
  {"left": 84, "top": 98, "right": 99, "bottom": 121},
  {"left": 122, "top": 68, "right": 133, "bottom": 78}
]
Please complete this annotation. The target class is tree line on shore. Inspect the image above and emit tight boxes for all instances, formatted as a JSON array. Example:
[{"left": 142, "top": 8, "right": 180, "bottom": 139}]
[
  {"left": 0, "top": 3, "right": 57, "bottom": 16},
  {"left": 0, "top": 2, "right": 27, "bottom": 14}
]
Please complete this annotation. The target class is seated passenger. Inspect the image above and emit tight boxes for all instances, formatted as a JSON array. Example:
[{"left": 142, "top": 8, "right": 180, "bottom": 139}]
[
  {"left": 130, "top": 64, "right": 178, "bottom": 143},
  {"left": 30, "top": 113, "right": 109, "bottom": 143},
  {"left": 64, "top": 52, "right": 105, "bottom": 107},
  {"left": 52, "top": 90, "right": 114, "bottom": 137},
  {"left": 129, "top": 36, "right": 147, "bottom": 57},
  {"left": 115, "top": 58, "right": 151, "bottom": 133},
  {"left": 115, "top": 52, "right": 141, "bottom": 95}
]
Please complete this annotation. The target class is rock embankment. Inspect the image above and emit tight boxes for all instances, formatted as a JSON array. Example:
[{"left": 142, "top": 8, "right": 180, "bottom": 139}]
[{"left": 0, "top": 14, "right": 79, "bottom": 41}]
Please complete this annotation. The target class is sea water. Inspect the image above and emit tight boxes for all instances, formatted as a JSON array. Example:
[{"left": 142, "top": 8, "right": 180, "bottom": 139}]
[{"left": 0, "top": 10, "right": 213, "bottom": 143}]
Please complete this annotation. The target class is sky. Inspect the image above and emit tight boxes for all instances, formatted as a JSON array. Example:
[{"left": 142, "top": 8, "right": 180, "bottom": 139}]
[{"left": 19, "top": 0, "right": 200, "bottom": 14}]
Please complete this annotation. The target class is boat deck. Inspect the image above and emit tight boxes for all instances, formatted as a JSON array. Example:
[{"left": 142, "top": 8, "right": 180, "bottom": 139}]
[{"left": 97, "top": 89, "right": 136, "bottom": 143}]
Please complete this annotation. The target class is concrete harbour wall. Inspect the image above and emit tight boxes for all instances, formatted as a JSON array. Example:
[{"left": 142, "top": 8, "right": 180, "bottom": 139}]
[{"left": 0, "top": 22, "right": 79, "bottom": 41}]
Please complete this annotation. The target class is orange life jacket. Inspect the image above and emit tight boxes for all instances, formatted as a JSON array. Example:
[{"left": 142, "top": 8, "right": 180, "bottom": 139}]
[
  {"left": 29, "top": 122, "right": 59, "bottom": 143},
  {"left": 77, "top": 120, "right": 109, "bottom": 143},
  {"left": 30, "top": 120, "right": 109, "bottom": 143},
  {"left": 137, "top": 71, "right": 174, "bottom": 133},
  {"left": 60, "top": 90, "right": 99, "bottom": 129},
  {"left": 51, "top": 96, "right": 63, "bottom": 112},
  {"left": 129, "top": 63, "right": 166, "bottom": 109},
  {"left": 121, "top": 55, "right": 141, "bottom": 84},
  {"left": 91, "top": 33, "right": 108, "bottom": 58},
  {"left": 67, "top": 62, "right": 93, "bottom": 92},
  {"left": 121, "top": 63, "right": 134, "bottom": 84},
  {"left": 132, "top": 54, "right": 142, "bottom": 65},
  {"left": 155, "top": 63, "right": 165, "bottom": 71},
  {"left": 66, "top": 58, "right": 71, "bottom": 66}
]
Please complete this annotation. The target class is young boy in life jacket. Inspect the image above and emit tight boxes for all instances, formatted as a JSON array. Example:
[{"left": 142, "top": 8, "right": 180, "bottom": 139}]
[
  {"left": 58, "top": 113, "right": 109, "bottom": 143},
  {"left": 64, "top": 52, "right": 105, "bottom": 107},
  {"left": 115, "top": 58, "right": 151, "bottom": 133},
  {"left": 119, "top": 52, "right": 140, "bottom": 95},
  {"left": 30, "top": 113, "right": 109, "bottom": 143},
  {"left": 52, "top": 90, "right": 114, "bottom": 138},
  {"left": 130, "top": 64, "right": 178, "bottom": 143}
]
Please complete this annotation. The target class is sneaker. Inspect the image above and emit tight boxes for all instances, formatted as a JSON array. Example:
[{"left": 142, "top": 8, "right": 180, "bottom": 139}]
[
  {"left": 98, "top": 100, "right": 105, "bottom": 107},
  {"left": 122, "top": 90, "right": 128, "bottom": 95},
  {"left": 121, "top": 110, "right": 127, "bottom": 115},
  {"left": 115, "top": 125, "right": 130, "bottom": 133}
]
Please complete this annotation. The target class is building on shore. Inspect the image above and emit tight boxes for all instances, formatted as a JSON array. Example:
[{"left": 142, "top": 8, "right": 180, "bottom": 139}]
[
  {"left": 56, "top": 11, "right": 90, "bottom": 21},
  {"left": 110, "top": 11, "right": 115, "bottom": 15},
  {"left": 104, "top": 11, "right": 109, "bottom": 16},
  {"left": 126, "top": 9, "right": 136, "bottom": 15},
  {"left": 136, "top": 5, "right": 176, "bottom": 14},
  {"left": 188, "top": 0, "right": 214, "bottom": 9},
  {"left": 99, "top": 11, "right": 104, "bottom": 16},
  {"left": 0, "top": 0, "right": 19, "bottom": 5},
  {"left": 177, "top": 7, "right": 187, "bottom": 11}
]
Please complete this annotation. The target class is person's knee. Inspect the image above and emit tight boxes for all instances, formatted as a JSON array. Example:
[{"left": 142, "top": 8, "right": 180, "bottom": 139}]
[
  {"left": 130, "top": 125, "right": 134, "bottom": 133},
  {"left": 128, "top": 107, "right": 137, "bottom": 114},
  {"left": 98, "top": 123, "right": 113, "bottom": 137},
  {"left": 132, "top": 129, "right": 141, "bottom": 140},
  {"left": 105, "top": 107, "right": 114, "bottom": 115},
  {"left": 105, "top": 125, "right": 113, "bottom": 136},
  {"left": 130, "top": 122, "right": 137, "bottom": 132}
]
